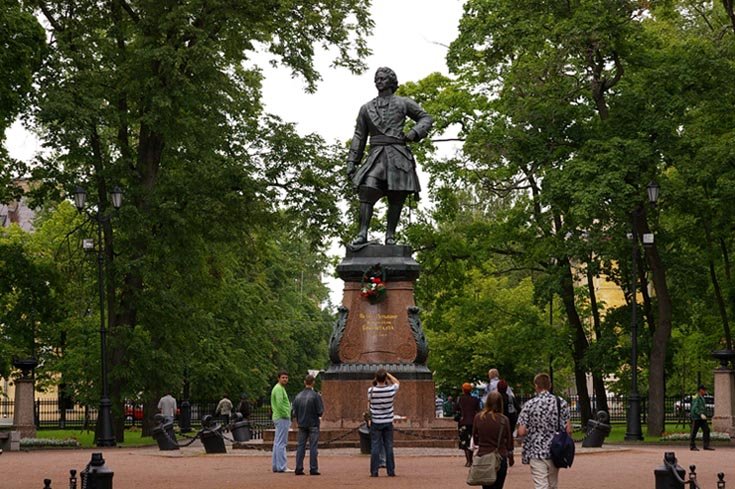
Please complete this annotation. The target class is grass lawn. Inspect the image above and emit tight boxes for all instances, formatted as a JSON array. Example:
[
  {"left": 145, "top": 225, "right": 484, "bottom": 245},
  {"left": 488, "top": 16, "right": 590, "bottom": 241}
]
[
  {"left": 34, "top": 429, "right": 158, "bottom": 448},
  {"left": 573, "top": 422, "right": 727, "bottom": 444}
]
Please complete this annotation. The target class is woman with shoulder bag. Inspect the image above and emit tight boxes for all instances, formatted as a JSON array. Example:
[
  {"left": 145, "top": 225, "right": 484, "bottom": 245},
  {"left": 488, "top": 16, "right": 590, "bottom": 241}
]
[{"left": 471, "top": 391, "right": 514, "bottom": 489}]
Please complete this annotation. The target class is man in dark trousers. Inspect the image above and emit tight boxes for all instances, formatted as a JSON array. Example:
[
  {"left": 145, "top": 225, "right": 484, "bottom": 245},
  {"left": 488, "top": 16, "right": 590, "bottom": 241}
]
[
  {"left": 368, "top": 368, "right": 400, "bottom": 477},
  {"left": 690, "top": 384, "right": 714, "bottom": 451},
  {"left": 291, "top": 374, "right": 324, "bottom": 475}
]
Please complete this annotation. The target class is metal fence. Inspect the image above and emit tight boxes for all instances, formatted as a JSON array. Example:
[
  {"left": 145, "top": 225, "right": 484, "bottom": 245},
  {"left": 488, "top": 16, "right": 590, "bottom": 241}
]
[
  {"left": 514, "top": 395, "right": 691, "bottom": 425},
  {"left": 1, "top": 394, "right": 697, "bottom": 435},
  {"left": 23, "top": 399, "right": 275, "bottom": 439}
]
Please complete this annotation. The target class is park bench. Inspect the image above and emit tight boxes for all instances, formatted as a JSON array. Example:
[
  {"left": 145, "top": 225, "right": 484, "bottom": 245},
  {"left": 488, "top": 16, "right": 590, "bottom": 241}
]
[{"left": 0, "top": 430, "right": 20, "bottom": 452}]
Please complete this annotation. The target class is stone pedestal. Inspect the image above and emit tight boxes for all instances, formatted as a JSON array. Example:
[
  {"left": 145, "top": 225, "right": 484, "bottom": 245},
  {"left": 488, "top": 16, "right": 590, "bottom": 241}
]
[
  {"left": 712, "top": 367, "right": 735, "bottom": 436},
  {"left": 321, "top": 244, "right": 435, "bottom": 428},
  {"left": 13, "top": 377, "right": 36, "bottom": 438}
]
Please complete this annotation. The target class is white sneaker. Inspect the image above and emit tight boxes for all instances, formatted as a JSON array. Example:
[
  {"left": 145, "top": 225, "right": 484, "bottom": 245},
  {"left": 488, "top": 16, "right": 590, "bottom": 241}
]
[{"left": 283, "top": 468, "right": 295, "bottom": 473}]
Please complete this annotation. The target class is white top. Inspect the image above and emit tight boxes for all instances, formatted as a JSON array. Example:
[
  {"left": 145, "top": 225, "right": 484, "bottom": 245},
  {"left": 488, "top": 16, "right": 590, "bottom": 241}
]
[{"left": 368, "top": 384, "right": 400, "bottom": 424}]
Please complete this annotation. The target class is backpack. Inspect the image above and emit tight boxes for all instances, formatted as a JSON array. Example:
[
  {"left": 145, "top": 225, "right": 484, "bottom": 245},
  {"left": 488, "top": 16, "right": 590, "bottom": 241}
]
[
  {"left": 507, "top": 392, "right": 518, "bottom": 414},
  {"left": 549, "top": 396, "right": 575, "bottom": 469}
]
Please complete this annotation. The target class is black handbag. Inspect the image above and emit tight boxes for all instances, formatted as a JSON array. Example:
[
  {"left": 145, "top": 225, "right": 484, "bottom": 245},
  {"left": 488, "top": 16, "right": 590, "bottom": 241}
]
[{"left": 549, "top": 396, "right": 575, "bottom": 468}]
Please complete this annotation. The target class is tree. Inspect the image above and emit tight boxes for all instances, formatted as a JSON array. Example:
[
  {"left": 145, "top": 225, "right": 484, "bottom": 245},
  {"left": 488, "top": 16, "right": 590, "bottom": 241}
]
[
  {"left": 0, "top": 0, "right": 44, "bottom": 135},
  {"left": 22, "top": 0, "right": 372, "bottom": 440}
]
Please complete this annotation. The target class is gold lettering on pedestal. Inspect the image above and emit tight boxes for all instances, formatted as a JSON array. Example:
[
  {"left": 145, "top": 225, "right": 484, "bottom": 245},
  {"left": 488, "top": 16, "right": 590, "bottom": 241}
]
[{"left": 360, "top": 312, "right": 397, "bottom": 337}]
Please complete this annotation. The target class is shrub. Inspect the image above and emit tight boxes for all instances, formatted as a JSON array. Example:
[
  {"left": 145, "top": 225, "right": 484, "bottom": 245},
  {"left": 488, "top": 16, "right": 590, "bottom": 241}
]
[{"left": 20, "top": 437, "right": 80, "bottom": 448}]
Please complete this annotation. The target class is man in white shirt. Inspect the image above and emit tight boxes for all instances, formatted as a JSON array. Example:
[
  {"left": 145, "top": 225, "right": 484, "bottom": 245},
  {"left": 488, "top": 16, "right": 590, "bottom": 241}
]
[{"left": 157, "top": 392, "right": 177, "bottom": 424}]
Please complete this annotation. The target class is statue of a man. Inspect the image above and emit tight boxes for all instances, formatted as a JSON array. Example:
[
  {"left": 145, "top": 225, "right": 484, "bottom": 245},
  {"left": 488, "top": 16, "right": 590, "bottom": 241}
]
[{"left": 347, "top": 67, "right": 433, "bottom": 246}]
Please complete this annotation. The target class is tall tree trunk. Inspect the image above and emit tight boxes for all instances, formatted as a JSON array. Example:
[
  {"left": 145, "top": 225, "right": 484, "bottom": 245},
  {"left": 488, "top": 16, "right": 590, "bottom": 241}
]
[
  {"left": 723, "top": 0, "right": 735, "bottom": 36},
  {"left": 704, "top": 224, "right": 733, "bottom": 350},
  {"left": 585, "top": 262, "right": 609, "bottom": 414},
  {"left": 559, "top": 256, "right": 593, "bottom": 427},
  {"left": 637, "top": 209, "right": 673, "bottom": 437},
  {"left": 112, "top": 123, "right": 164, "bottom": 438}
]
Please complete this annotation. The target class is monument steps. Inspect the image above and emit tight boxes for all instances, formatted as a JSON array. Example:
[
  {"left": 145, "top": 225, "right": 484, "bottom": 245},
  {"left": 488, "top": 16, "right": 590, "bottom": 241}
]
[
  {"left": 233, "top": 439, "right": 457, "bottom": 450},
  {"left": 248, "top": 425, "right": 458, "bottom": 450}
]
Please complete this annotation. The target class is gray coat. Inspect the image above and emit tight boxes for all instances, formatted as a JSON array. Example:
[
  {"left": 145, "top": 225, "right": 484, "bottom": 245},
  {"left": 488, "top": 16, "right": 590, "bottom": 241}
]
[{"left": 347, "top": 95, "right": 433, "bottom": 196}]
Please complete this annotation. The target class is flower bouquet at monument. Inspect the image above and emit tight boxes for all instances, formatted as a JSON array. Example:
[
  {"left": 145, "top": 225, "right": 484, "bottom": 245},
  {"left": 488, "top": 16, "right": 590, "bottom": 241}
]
[{"left": 360, "top": 264, "right": 387, "bottom": 304}]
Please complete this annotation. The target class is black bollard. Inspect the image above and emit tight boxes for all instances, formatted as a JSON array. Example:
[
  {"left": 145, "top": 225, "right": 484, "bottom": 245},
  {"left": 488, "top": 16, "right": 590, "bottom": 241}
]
[
  {"left": 179, "top": 399, "right": 191, "bottom": 433},
  {"left": 200, "top": 415, "right": 227, "bottom": 454},
  {"left": 80, "top": 452, "right": 114, "bottom": 489},
  {"left": 654, "top": 452, "right": 686, "bottom": 489},
  {"left": 43, "top": 479, "right": 52, "bottom": 489},
  {"left": 230, "top": 413, "right": 251, "bottom": 442},
  {"left": 152, "top": 414, "right": 179, "bottom": 451},
  {"left": 581, "top": 411, "right": 611, "bottom": 448},
  {"left": 358, "top": 422, "right": 371, "bottom": 454},
  {"left": 718, "top": 473, "right": 726, "bottom": 489},
  {"left": 69, "top": 469, "right": 77, "bottom": 489},
  {"left": 688, "top": 465, "right": 697, "bottom": 489}
]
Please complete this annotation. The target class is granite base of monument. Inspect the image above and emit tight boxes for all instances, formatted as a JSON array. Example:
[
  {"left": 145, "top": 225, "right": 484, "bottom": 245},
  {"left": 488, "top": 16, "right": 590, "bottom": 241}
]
[
  {"left": 321, "top": 369, "right": 436, "bottom": 428},
  {"left": 320, "top": 244, "right": 440, "bottom": 430}
]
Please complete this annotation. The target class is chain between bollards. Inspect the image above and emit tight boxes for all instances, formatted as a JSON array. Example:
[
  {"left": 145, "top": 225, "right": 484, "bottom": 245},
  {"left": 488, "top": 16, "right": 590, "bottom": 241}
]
[
  {"left": 319, "top": 426, "right": 361, "bottom": 447},
  {"left": 655, "top": 452, "right": 726, "bottom": 489}
]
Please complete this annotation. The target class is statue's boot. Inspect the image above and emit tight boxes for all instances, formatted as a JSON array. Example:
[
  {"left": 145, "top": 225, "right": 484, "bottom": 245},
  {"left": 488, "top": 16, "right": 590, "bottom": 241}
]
[
  {"left": 385, "top": 202, "right": 403, "bottom": 245},
  {"left": 352, "top": 202, "right": 374, "bottom": 245}
]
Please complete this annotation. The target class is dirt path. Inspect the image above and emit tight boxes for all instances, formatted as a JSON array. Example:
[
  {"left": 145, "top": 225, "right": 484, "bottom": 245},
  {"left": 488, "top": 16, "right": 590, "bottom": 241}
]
[{"left": 2, "top": 443, "right": 732, "bottom": 489}]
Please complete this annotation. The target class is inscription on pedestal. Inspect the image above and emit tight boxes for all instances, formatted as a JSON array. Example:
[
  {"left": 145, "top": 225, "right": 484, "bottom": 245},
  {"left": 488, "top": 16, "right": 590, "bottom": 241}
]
[
  {"left": 338, "top": 281, "right": 417, "bottom": 364},
  {"left": 361, "top": 312, "right": 396, "bottom": 336}
]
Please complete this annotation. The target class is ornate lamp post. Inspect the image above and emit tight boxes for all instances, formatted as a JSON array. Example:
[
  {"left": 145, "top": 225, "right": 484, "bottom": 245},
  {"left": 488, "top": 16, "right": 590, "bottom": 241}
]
[
  {"left": 73, "top": 185, "right": 123, "bottom": 447},
  {"left": 625, "top": 181, "right": 659, "bottom": 441}
]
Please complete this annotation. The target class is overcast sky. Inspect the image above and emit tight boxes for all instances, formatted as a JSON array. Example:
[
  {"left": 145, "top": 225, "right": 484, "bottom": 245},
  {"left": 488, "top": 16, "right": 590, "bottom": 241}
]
[
  {"left": 256, "top": 0, "right": 464, "bottom": 142},
  {"left": 4, "top": 0, "right": 466, "bottom": 305}
]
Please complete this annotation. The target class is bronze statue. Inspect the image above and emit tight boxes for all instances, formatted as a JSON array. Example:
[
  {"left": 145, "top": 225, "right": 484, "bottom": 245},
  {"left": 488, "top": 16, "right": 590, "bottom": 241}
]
[{"left": 347, "top": 67, "right": 433, "bottom": 246}]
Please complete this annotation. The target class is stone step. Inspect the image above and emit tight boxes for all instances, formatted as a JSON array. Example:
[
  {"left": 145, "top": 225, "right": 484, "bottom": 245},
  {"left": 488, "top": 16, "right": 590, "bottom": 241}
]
[
  {"left": 233, "top": 438, "right": 458, "bottom": 451},
  {"left": 261, "top": 426, "right": 458, "bottom": 443}
]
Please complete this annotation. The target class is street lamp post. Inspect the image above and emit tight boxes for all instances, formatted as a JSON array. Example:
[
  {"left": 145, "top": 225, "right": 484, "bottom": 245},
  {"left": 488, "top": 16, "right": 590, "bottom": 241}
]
[
  {"left": 625, "top": 181, "right": 659, "bottom": 441},
  {"left": 74, "top": 185, "right": 123, "bottom": 447}
]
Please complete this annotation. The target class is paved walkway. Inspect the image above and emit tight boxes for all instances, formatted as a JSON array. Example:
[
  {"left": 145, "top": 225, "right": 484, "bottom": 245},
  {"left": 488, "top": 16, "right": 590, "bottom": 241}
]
[{"left": 2, "top": 442, "right": 732, "bottom": 488}]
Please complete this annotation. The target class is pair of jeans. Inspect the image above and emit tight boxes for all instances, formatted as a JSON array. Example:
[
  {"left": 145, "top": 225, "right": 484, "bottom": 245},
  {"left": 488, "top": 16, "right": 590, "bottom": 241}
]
[
  {"left": 482, "top": 456, "right": 508, "bottom": 489},
  {"left": 370, "top": 422, "right": 394, "bottom": 476},
  {"left": 295, "top": 426, "right": 320, "bottom": 473},
  {"left": 271, "top": 418, "right": 290, "bottom": 472},
  {"left": 690, "top": 419, "right": 711, "bottom": 447}
]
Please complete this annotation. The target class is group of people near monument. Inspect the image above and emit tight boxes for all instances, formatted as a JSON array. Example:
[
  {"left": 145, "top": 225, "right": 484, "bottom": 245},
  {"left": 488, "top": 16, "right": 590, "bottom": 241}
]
[
  {"left": 268, "top": 368, "right": 398, "bottom": 477},
  {"left": 455, "top": 369, "right": 572, "bottom": 489},
  {"left": 266, "top": 366, "right": 573, "bottom": 488},
  {"left": 270, "top": 370, "right": 324, "bottom": 475}
]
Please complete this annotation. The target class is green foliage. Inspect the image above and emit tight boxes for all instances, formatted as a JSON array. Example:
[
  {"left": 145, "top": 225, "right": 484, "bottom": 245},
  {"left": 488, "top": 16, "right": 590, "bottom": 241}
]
[
  {"left": 407, "top": 1, "right": 735, "bottom": 434},
  {"left": 3, "top": 0, "right": 372, "bottom": 437},
  {"left": 0, "top": 220, "right": 62, "bottom": 382},
  {"left": 0, "top": 0, "right": 44, "bottom": 134},
  {"left": 406, "top": 187, "right": 561, "bottom": 394}
]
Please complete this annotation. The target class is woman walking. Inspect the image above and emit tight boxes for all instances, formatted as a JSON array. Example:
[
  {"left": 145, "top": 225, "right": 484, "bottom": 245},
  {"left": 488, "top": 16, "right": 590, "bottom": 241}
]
[
  {"left": 472, "top": 391, "right": 514, "bottom": 489},
  {"left": 457, "top": 382, "right": 481, "bottom": 467}
]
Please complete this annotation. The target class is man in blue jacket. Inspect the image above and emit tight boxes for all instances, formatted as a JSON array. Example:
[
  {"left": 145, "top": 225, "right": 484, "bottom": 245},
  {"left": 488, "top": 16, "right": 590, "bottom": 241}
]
[{"left": 291, "top": 374, "right": 324, "bottom": 475}]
